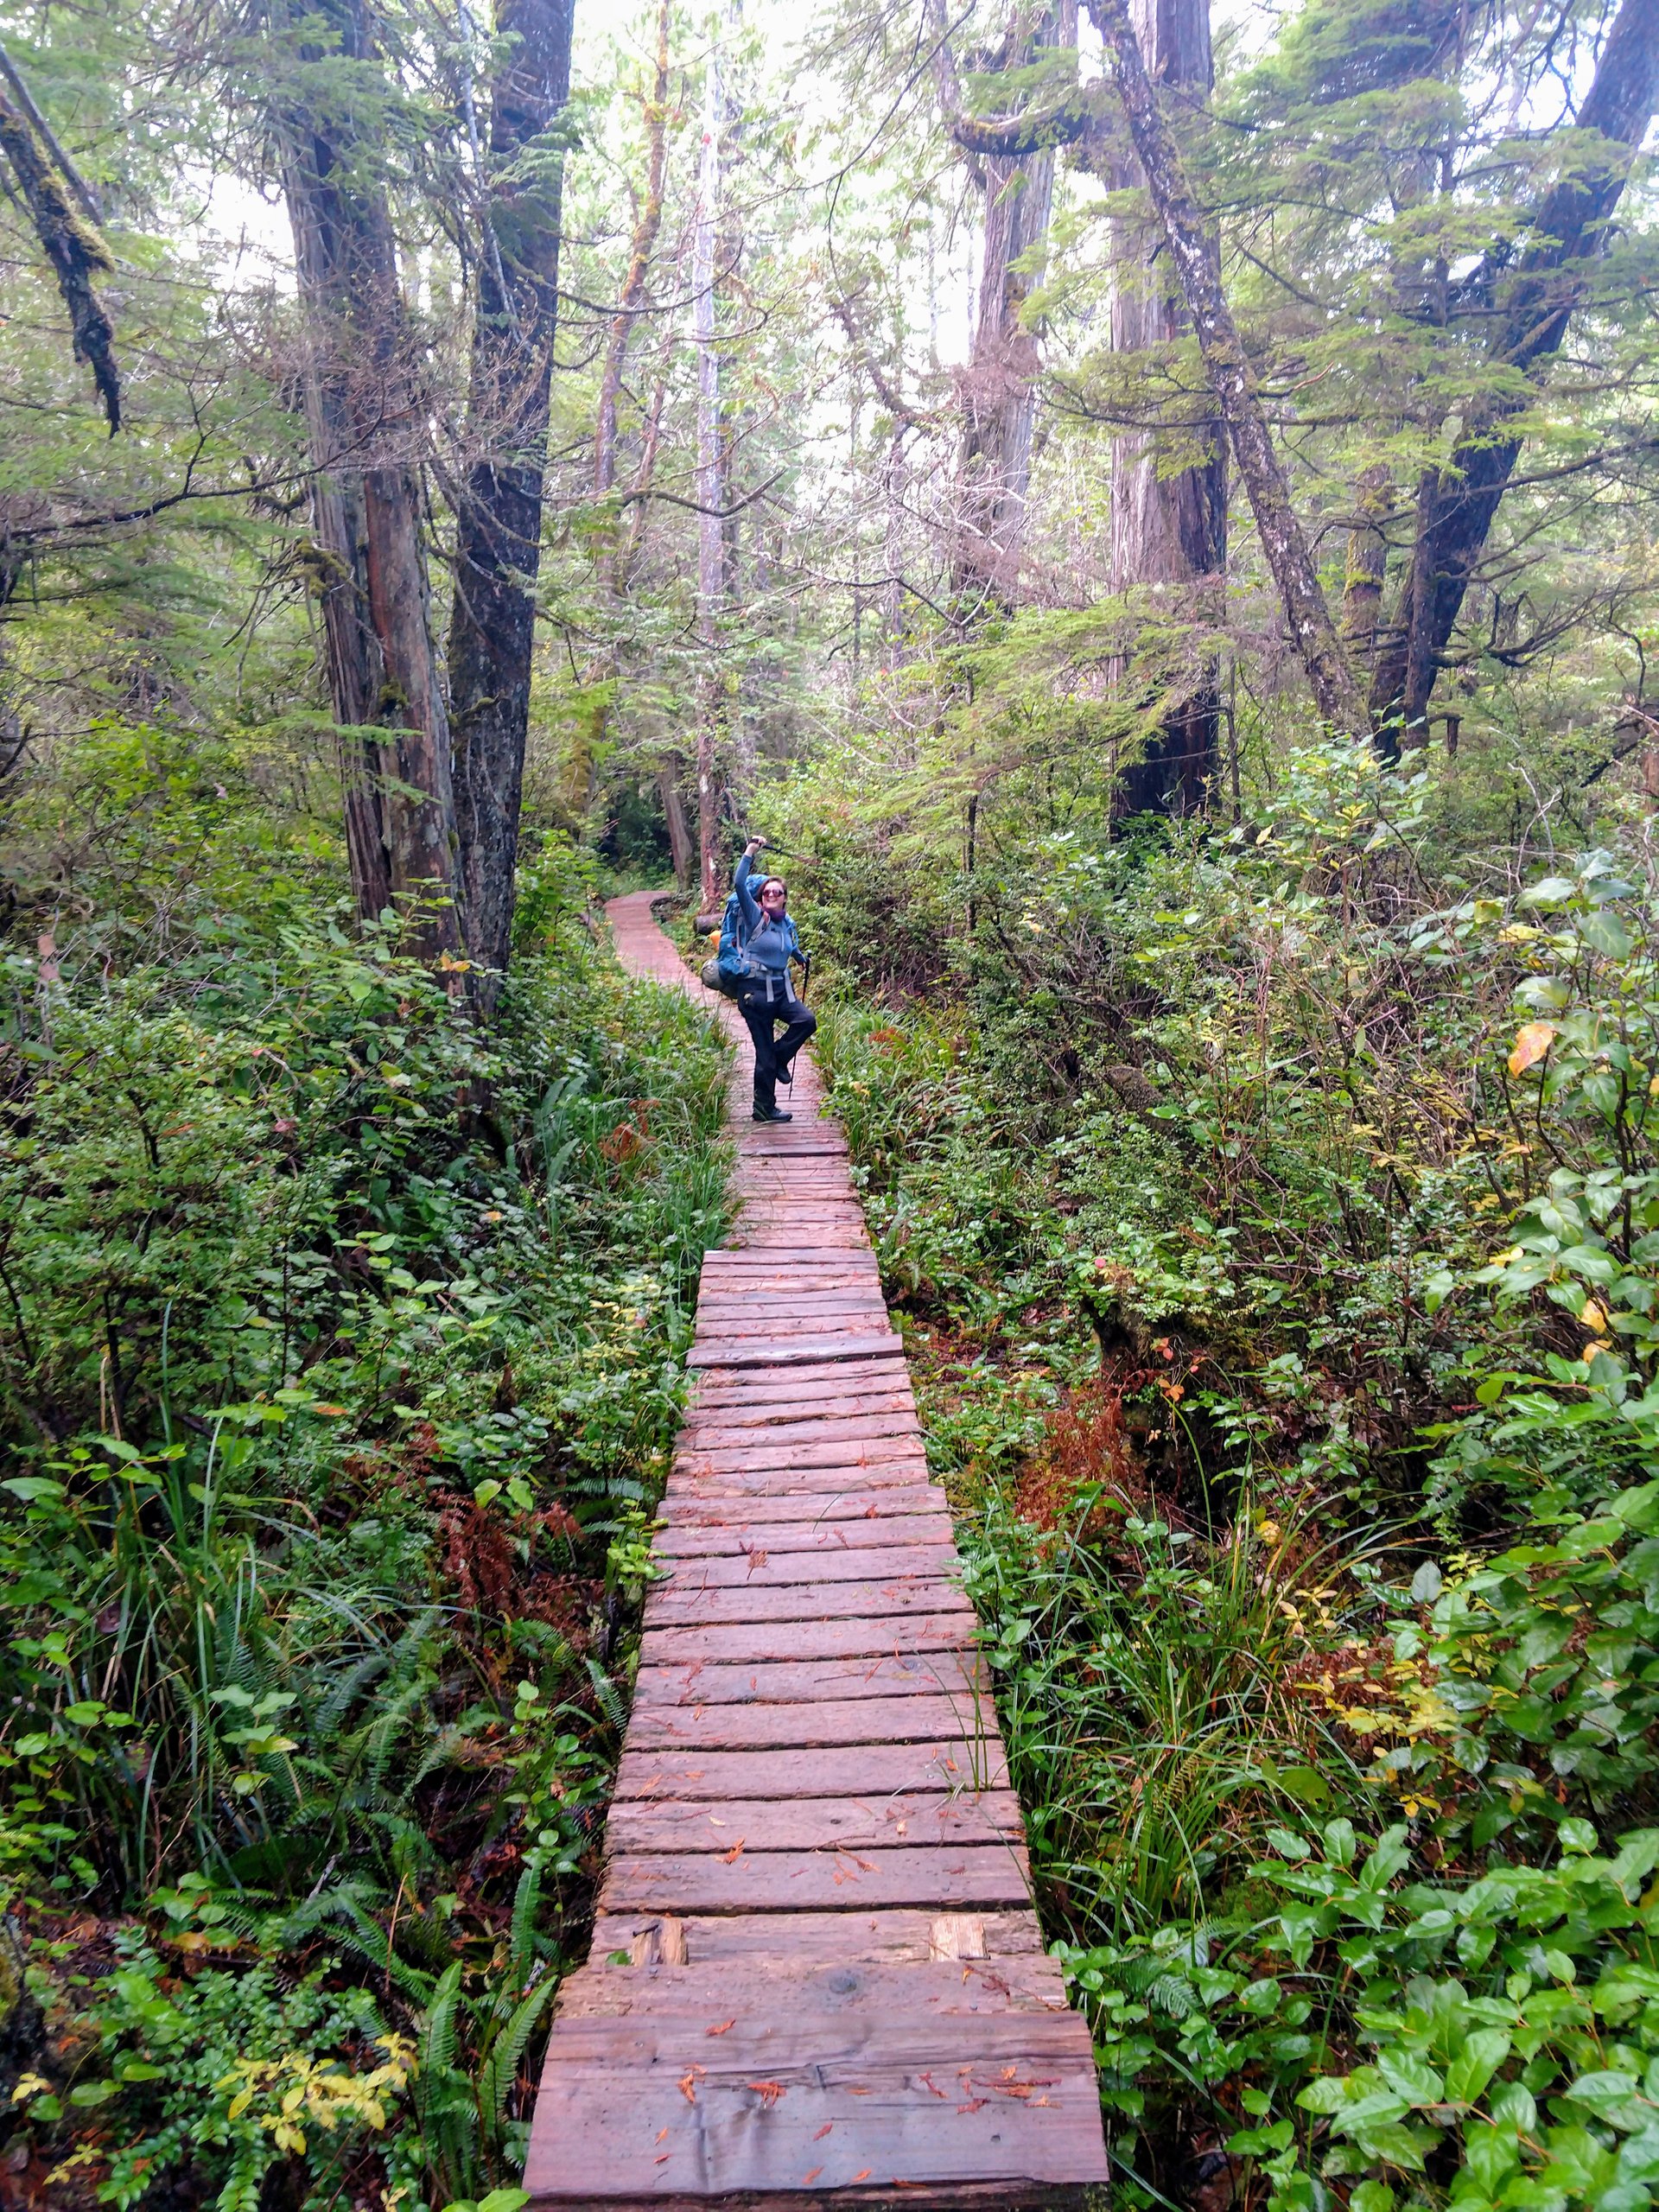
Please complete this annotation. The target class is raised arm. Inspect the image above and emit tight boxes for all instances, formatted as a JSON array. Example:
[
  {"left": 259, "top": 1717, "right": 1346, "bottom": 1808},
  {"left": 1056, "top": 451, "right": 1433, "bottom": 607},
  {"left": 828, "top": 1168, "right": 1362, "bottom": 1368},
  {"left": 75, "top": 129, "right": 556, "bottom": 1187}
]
[{"left": 734, "top": 839, "right": 764, "bottom": 931}]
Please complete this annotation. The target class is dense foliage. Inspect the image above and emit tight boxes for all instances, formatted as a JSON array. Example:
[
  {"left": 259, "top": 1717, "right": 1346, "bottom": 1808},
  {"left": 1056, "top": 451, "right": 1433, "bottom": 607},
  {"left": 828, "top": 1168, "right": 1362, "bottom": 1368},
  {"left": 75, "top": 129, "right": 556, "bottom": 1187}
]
[
  {"left": 772, "top": 729, "right": 1659, "bottom": 2208},
  {"left": 2, "top": 0, "right": 1658, "bottom": 2203},
  {"left": 0, "top": 729, "right": 728, "bottom": 2206}
]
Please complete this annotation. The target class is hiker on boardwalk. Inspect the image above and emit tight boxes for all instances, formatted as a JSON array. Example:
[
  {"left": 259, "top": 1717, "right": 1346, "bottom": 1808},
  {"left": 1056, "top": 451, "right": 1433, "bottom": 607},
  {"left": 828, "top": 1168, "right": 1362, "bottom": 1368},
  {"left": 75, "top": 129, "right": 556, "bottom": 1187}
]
[{"left": 732, "top": 836, "right": 815, "bottom": 1123}]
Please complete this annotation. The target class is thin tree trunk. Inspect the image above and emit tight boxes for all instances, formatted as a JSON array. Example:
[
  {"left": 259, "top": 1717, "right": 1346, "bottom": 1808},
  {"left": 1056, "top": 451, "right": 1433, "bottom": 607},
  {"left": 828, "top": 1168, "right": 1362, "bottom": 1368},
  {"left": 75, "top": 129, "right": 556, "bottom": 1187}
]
[
  {"left": 659, "top": 758, "right": 693, "bottom": 887},
  {"left": 277, "top": 0, "right": 458, "bottom": 946},
  {"left": 1088, "top": 0, "right": 1368, "bottom": 740},
  {"left": 692, "top": 24, "right": 726, "bottom": 912},
  {"left": 594, "top": 0, "right": 670, "bottom": 524},
  {"left": 448, "top": 0, "right": 575, "bottom": 995},
  {"left": 951, "top": 1, "right": 1077, "bottom": 608},
  {"left": 1109, "top": 0, "right": 1224, "bottom": 816},
  {"left": 1369, "top": 0, "right": 1659, "bottom": 734},
  {"left": 1342, "top": 462, "right": 1393, "bottom": 663}
]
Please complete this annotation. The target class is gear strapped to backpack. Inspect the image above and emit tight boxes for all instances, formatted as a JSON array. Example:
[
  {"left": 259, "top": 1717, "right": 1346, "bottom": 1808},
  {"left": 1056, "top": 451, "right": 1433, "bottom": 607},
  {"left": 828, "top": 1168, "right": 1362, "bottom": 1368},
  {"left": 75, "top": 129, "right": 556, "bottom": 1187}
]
[{"left": 698, "top": 885, "right": 749, "bottom": 999}]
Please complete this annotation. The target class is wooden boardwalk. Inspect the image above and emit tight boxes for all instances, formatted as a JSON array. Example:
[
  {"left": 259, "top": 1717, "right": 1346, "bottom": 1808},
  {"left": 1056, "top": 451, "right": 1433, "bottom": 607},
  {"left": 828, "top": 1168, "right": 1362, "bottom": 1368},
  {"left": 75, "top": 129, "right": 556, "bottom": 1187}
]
[{"left": 524, "top": 891, "right": 1107, "bottom": 2211}]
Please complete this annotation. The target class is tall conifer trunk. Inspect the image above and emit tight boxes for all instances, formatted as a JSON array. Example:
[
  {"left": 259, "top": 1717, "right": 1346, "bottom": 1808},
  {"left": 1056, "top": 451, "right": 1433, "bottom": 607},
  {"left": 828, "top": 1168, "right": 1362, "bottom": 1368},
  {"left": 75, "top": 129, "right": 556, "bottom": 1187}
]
[
  {"left": 1109, "top": 0, "right": 1225, "bottom": 816},
  {"left": 952, "top": 1, "right": 1077, "bottom": 608},
  {"left": 448, "top": 0, "right": 575, "bottom": 992},
  {"left": 278, "top": 0, "right": 459, "bottom": 950},
  {"left": 692, "top": 22, "right": 728, "bottom": 912}
]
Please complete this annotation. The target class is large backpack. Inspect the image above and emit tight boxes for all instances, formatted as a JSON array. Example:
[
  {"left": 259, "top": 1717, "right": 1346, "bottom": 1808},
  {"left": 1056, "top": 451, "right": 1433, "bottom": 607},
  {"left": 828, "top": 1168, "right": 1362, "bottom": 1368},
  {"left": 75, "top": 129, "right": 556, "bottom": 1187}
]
[{"left": 698, "top": 887, "right": 748, "bottom": 998}]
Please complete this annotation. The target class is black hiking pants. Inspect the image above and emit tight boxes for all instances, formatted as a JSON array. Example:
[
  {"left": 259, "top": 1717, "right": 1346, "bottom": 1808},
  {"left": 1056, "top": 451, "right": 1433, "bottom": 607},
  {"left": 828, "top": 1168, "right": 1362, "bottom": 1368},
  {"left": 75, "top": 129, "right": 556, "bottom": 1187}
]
[{"left": 737, "top": 982, "right": 816, "bottom": 1114}]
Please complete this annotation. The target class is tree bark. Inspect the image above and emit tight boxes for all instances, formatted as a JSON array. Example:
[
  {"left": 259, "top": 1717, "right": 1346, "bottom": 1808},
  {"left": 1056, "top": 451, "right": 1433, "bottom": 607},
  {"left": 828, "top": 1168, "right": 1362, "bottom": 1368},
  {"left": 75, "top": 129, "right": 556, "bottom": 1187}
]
[
  {"left": 1109, "top": 0, "right": 1225, "bottom": 816},
  {"left": 1088, "top": 0, "right": 1368, "bottom": 740},
  {"left": 277, "top": 0, "right": 458, "bottom": 948},
  {"left": 659, "top": 758, "right": 693, "bottom": 887},
  {"left": 0, "top": 85, "right": 119, "bottom": 432},
  {"left": 1369, "top": 0, "right": 1659, "bottom": 735},
  {"left": 448, "top": 0, "right": 575, "bottom": 993},
  {"left": 949, "top": 1, "right": 1077, "bottom": 608},
  {"left": 692, "top": 22, "right": 728, "bottom": 911},
  {"left": 1342, "top": 461, "right": 1393, "bottom": 664},
  {"left": 594, "top": 0, "right": 670, "bottom": 524}
]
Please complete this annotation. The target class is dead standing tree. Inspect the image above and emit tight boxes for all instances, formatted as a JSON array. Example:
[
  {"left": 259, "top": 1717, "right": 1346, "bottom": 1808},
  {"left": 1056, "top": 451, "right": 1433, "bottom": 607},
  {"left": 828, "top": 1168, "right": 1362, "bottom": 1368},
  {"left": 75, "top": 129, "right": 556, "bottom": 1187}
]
[{"left": 447, "top": 0, "right": 576, "bottom": 993}]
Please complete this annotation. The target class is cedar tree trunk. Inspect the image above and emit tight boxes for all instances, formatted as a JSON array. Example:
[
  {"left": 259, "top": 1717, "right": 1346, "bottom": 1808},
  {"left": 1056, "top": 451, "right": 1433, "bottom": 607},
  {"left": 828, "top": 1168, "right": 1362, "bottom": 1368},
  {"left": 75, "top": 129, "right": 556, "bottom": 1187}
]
[
  {"left": 952, "top": 1, "right": 1077, "bottom": 607},
  {"left": 448, "top": 0, "right": 576, "bottom": 992},
  {"left": 279, "top": 0, "right": 459, "bottom": 947},
  {"left": 1109, "top": 0, "right": 1225, "bottom": 815}
]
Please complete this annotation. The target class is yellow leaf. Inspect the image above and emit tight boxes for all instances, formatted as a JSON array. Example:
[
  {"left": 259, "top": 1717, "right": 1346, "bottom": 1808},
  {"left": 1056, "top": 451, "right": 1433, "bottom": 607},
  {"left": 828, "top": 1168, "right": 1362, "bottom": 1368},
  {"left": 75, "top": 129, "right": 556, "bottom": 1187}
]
[
  {"left": 1580, "top": 1299, "right": 1607, "bottom": 1332},
  {"left": 1509, "top": 1021, "right": 1556, "bottom": 1076}
]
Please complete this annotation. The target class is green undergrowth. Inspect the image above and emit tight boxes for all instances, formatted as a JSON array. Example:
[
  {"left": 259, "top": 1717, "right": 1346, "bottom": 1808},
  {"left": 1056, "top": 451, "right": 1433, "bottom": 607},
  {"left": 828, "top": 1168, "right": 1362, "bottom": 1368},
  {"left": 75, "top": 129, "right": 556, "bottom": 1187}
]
[
  {"left": 0, "top": 733, "right": 730, "bottom": 2209},
  {"left": 802, "top": 743, "right": 1659, "bottom": 2210}
]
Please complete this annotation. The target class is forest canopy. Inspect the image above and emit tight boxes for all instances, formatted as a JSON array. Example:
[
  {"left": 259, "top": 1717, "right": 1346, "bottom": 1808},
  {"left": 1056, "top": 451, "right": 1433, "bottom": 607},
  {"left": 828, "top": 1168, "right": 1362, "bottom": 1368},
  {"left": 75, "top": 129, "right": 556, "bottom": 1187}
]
[{"left": 3, "top": 0, "right": 1659, "bottom": 2208}]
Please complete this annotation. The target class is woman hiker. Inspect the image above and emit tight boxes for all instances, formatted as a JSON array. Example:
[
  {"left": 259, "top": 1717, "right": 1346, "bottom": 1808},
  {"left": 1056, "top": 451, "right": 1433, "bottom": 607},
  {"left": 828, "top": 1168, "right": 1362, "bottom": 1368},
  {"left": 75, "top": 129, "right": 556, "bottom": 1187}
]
[{"left": 732, "top": 836, "right": 816, "bottom": 1124}]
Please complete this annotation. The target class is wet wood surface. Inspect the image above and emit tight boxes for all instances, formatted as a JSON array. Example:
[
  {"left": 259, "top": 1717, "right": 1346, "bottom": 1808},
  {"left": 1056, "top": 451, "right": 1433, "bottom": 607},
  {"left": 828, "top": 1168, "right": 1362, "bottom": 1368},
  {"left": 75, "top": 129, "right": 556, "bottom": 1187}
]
[{"left": 524, "top": 892, "right": 1107, "bottom": 2211}]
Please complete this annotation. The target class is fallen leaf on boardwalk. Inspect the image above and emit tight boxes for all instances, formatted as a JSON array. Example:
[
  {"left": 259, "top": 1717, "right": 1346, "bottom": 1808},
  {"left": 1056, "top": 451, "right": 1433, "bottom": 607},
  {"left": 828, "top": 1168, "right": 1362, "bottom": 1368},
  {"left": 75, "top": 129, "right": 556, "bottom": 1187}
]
[
  {"left": 721, "top": 1839, "right": 746, "bottom": 1863},
  {"left": 803, "top": 2169, "right": 823, "bottom": 2185},
  {"left": 747, "top": 2080, "right": 786, "bottom": 2105},
  {"left": 918, "top": 2071, "right": 946, "bottom": 2099},
  {"left": 655, "top": 2128, "right": 669, "bottom": 2144},
  {"left": 958, "top": 2099, "right": 987, "bottom": 2114},
  {"left": 677, "top": 2064, "right": 705, "bottom": 2104},
  {"left": 852, "top": 2173, "right": 873, "bottom": 2184},
  {"left": 813, "top": 2123, "right": 833, "bottom": 2140},
  {"left": 1510, "top": 1020, "right": 1556, "bottom": 1075},
  {"left": 655, "top": 2155, "right": 671, "bottom": 2165},
  {"left": 706, "top": 2019, "right": 736, "bottom": 2037}
]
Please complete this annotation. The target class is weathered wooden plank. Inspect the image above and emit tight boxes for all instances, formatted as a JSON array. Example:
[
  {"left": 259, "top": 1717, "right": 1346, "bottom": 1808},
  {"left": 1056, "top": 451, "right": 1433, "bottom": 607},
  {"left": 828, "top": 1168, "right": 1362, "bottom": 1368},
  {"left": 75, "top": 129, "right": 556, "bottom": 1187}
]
[
  {"left": 652, "top": 1514, "right": 952, "bottom": 1560},
  {"left": 644, "top": 1577, "right": 969, "bottom": 1627},
  {"left": 690, "top": 1359, "right": 911, "bottom": 1401},
  {"left": 681, "top": 1414, "right": 925, "bottom": 1454},
  {"left": 681, "top": 1394, "right": 918, "bottom": 1430},
  {"left": 552, "top": 1955, "right": 1067, "bottom": 2018},
  {"left": 632, "top": 1649, "right": 984, "bottom": 1706},
  {"left": 638, "top": 1612, "right": 972, "bottom": 1667},
  {"left": 524, "top": 2012, "right": 1105, "bottom": 2205},
  {"left": 628, "top": 1692, "right": 992, "bottom": 1753},
  {"left": 615, "top": 1741, "right": 1007, "bottom": 1802},
  {"left": 676, "top": 1442, "right": 930, "bottom": 1478},
  {"left": 657, "top": 1486, "right": 944, "bottom": 1529},
  {"left": 598, "top": 1842, "right": 1031, "bottom": 1916},
  {"left": 663, "top": 1543, "right": 957, "bottom": 1592},
  {"left": 588, "top": 1905, "right": 1039, "bottom": 1969},
  {"left": 607, "top": 1789, "right": 1023, "bottom": 1856},
  {"left": 687, "top": 1336, "right": 902, "bottom": 1370}
]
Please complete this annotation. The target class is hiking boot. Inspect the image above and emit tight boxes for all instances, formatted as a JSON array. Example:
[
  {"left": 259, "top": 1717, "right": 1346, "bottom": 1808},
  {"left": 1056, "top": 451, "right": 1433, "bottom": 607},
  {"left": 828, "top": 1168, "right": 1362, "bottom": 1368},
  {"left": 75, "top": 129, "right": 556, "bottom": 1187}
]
[{"left": 752, "top": 1104, "right": 792, "bottom": 1123}]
